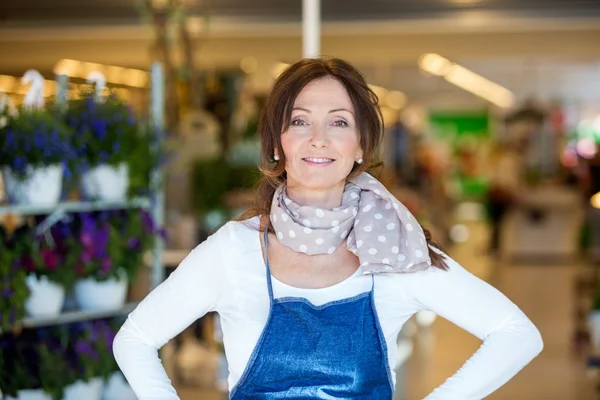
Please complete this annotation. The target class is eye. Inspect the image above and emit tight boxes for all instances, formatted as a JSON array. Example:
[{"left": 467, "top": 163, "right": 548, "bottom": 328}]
[
  {"left": 333, "top": 119, "right": 348, "bottom": 128},
  {"left": 291, "top": 118, "right": 308, "bottom": 126}
]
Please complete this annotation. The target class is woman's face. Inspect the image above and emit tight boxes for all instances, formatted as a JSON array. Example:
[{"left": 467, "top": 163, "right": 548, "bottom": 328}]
[{"left": 279, "top": 77, "right": 363, "bottom": 205}]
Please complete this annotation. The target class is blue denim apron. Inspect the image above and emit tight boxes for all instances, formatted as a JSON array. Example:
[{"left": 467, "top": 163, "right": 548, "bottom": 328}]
[{"left": 230, "top": 230, "right": 394, "bottom": 399}]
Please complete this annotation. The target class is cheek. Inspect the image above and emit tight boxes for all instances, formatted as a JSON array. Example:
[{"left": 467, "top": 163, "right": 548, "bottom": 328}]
[
  {"left": 280, "top": 133, "right": 302, "bottom": 157},
  {"left": 334, "top": 135, "right": 361, "bottom": 158}
]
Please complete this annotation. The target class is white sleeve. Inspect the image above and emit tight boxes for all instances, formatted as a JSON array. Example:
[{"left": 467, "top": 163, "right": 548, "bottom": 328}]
[
  {"left": 399, "top": 251, "right": 543, "bottom": 400},
  {"left": 113, "top": 222, "right": 233, "bottom": 400}
]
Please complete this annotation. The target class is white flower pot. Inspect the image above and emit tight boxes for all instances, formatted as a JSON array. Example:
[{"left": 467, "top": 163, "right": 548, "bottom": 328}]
[
  {"left": 102, "top": 371, "right": 137, "bottom": 400},
  {"left": 63, "top": 378, "right": 103, "bottom": 400},
  {"left": 25, "top": 274, "right": 65, "bottom": 318},
  {"left": 74, "top": 270, "right": 128, "bottom": 311},
  {"left": 81, "top": 163, "right": 129, "bottom": 201},
  {"left": 589, "top": 311, "right": 600, "bottom": 349},
  {"left": 3, "top": 164, "right": 63, "bottom": 206},
  {"left": 5, "top": 388, "right": 52, "bottom": 400}
]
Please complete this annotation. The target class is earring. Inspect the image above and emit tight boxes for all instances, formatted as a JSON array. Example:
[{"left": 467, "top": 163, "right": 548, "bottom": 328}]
[
  {"left": 356, "top": 158, "right": 363, "bottom": 164},
  {"left": 274, "top": 154, "right": 280, "bottom": 161}
]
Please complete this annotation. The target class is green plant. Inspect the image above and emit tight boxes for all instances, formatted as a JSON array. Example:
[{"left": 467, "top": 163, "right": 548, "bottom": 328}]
[
  {"left": 0, "top": 331, "right": 73, "bottom": 400},
  {"left": 0, "top": 105, "right": 75, "bottom": 181},
  {"left": 0, "top": 226, "right": 29, "bottom": 332},
  {"left": 16, "top": 219, "right": 80, "bottom": 290},
  {"left": 65, "top": 90, "right": 140, "bottom": 170},
  {"left": 65, "top": 90, "right": 166, "bottom": 198},
  {"left": 127, "top": 123, "right": 166, "bottom": 197},
  {"left": 38, "top": 341, "right": 73, "bottom": 400},
  {"left": 66, "top": 210, "right": 159, "bottom": 282},
  {"left": 117, "top": 209, "right": 159, "bottom": 282},
  {"left": 190, "top": 156, "right": 260, "bottom": 215}
]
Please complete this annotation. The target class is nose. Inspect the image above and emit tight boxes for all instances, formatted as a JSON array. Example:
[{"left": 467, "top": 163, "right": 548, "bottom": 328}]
[{"left": 309, "top": 125, "right": 329, "bottom": 148}]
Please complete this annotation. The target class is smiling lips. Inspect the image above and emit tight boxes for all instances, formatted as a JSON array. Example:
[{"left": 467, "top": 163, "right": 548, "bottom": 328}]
[{"left": 302, "top": 157, "right": 335, "bottom": 166}]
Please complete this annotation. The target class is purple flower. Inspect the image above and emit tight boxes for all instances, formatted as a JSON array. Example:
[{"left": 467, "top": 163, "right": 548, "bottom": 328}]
[
  {"left": 100, "top": 258, "right": 112, "bottom": 274},
  {"left": 80, "top": 231, "right": 94, "bottom": 248},
  {"left": 127, "top": 237, "right": 140, "bottom": 250},
  {"left": 141, "top": 211, "right": 154, "bottom": 231},
  {"left": 41, "top": 248, "right": 58, "bottom": 271},
  {"left": 81, "top": 251, "right": 92, "bottom": 264},
  {"left": 104, "top": 328, "right": 116, "bottom": 349},
  {"left": 3, "top": 288, "right": 14, "bottom": 298},
  {"left": 88, "top": 322, "right": 102, "bottom": 341},
  {"left": 75, "top": 340, "right": 98, "bottom": 360}
]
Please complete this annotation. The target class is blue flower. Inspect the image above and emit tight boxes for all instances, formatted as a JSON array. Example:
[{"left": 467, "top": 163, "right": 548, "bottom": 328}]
[{"left": 6, "top": 132, "right": 15, "bottom": 148}]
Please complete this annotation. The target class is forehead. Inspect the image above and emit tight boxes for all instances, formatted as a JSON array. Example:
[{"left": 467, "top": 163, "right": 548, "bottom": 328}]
[{"left": 293, "top": 77, "right": 353, "bottom": 108}]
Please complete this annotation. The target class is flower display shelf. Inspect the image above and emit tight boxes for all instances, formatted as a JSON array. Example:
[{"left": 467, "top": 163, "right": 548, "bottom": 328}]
[
  {"left": 0, "top": 197, "right": 151, "bottom": 217},
  {"left": 0, "top": 63, "right": 166, "bottom": 399},
  {"left": 1, "top": 302, "right": 139, "bottom": 334},
  {"left": 19, "top": 302, "right": 139, "bottom": 329}
]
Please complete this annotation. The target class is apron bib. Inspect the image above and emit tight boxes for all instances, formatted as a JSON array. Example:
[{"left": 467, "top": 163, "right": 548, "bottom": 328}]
[{"left": 230, "top": 229, "right": 394, "bottom": 399}]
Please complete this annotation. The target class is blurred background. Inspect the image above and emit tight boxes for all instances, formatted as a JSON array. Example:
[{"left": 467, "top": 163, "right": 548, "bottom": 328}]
[{"left": 1, "top": 0, "right": 600, "bottom": 399}]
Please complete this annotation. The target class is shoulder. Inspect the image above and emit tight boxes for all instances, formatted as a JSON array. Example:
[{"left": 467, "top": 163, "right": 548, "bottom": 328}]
[
  {"left": 206, "top": 216, "right": 261, "bottom": 252},
  {"left": 394, "top": 246, "right": 472, "bottom": 287}
]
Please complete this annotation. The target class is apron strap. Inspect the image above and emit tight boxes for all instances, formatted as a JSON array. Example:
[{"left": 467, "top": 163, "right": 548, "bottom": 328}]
[{"left": 263, "top": 228, "right": 275, "bottom": 302}]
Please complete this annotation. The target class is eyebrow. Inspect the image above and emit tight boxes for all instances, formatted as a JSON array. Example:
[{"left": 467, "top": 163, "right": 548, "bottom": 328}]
[{"left": 293, "top": 107, "right": 354, "bottom": 116}]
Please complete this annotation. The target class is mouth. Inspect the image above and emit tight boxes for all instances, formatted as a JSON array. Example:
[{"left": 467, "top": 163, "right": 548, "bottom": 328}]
[{"left": 302, "top": 157, "right": 335, "bottom": 166}]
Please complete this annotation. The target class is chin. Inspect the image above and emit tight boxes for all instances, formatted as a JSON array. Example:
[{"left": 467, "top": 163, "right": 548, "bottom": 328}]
[{"left": 289, "top": 172, "right": 347, "bottom": 191}]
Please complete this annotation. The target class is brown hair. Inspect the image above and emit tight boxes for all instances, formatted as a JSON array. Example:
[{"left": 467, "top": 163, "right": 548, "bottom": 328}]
[{"left": 237, "top": 57, "right": 448, "bottom": 270}]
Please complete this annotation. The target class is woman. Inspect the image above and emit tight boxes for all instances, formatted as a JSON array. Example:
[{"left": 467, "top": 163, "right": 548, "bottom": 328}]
[{"left": 114, "top": 58, "right": 543, "bottom": 399}]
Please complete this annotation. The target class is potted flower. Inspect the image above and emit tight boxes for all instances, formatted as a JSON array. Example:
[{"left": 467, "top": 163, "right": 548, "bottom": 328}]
[
  {"left": 61, "top": 321, "right": 109, "bottom": 400},
  {"left": 1, "top": 330, "right": 72, "bottom": 400},
  {"left": 17, "top": 221, "right": 79, "bottom": 318},
  {"left": 70, "top": 212, "right": 128, "bottom": 311},
  {"left": 65, "top": 89, "right": 140, "bottom": 201},
  {"left": 0, "top": 225, "right": 29, "bottom": 331},
  {"left": 70, "top": 210, "right": 159, "bottom": 311},
  {"left": 0, "top": 104, "right": 74, "bottom": 206},
  {"left": 90, "top": 318, "right": 136, "bottom": 400},
  {"left": 117, "top": 209, "right": 160, "bottom": 282}
]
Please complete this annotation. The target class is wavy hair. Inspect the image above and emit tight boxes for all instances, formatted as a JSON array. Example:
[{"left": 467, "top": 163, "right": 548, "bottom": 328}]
[{"left": 236, "top": 57, "right": 447, "bottom": 270}]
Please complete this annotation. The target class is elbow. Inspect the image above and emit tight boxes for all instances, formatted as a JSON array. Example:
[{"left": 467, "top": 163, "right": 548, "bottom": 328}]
[
  {"left": 516, "top": 318, "right": 543, "bottom": 361},
  {"left": 529, "top": 323, "right": 544, "bottom": 357}
]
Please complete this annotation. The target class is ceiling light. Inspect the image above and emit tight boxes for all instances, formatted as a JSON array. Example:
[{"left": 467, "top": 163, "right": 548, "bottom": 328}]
[
  {"left": 418, "top": 53, "right": 452, "bottom": 77},
  {"left": 418, "top": 53, "right": 515, "bottom": 108}
]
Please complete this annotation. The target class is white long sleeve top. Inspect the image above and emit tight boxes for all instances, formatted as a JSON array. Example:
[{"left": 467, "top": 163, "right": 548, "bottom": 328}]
[{"left": 113, "top": 216, "right": 543, "bottom": 400}]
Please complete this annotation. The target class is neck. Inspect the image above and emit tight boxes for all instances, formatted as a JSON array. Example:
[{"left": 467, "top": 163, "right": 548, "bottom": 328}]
[{"left": 286, "top": 182, "right": 346, "bottom": 210}]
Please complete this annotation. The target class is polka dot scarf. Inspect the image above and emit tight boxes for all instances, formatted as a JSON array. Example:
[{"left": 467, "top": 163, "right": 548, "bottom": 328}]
[{"left": 270, "top": 172, "right": 432, "bottom": 274}]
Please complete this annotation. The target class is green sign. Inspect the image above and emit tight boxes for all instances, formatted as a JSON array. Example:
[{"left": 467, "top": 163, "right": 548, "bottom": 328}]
[{"left": 429, "top": 112, "right": 490, "bottom": 141}]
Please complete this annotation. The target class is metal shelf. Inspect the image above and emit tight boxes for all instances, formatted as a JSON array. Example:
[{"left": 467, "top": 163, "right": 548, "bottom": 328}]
[
  {"left": 0, "top": 197, "right": 151, "bottom": 217},
  {"left": 19, "top": 302, "right": 139, "bottom": 329}
]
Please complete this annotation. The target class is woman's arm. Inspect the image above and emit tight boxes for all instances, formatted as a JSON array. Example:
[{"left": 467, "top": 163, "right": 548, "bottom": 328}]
[
  {"left": 400, "top": 251, "right": 543, "bottom": 400},
  {"left": 113, "top": 223, "right": 233, "bottom": 400}
]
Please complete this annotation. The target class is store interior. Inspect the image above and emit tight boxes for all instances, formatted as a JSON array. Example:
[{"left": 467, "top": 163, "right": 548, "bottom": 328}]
[{"left": 1, "top": 0, "right": 600, "bottom": 399}]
